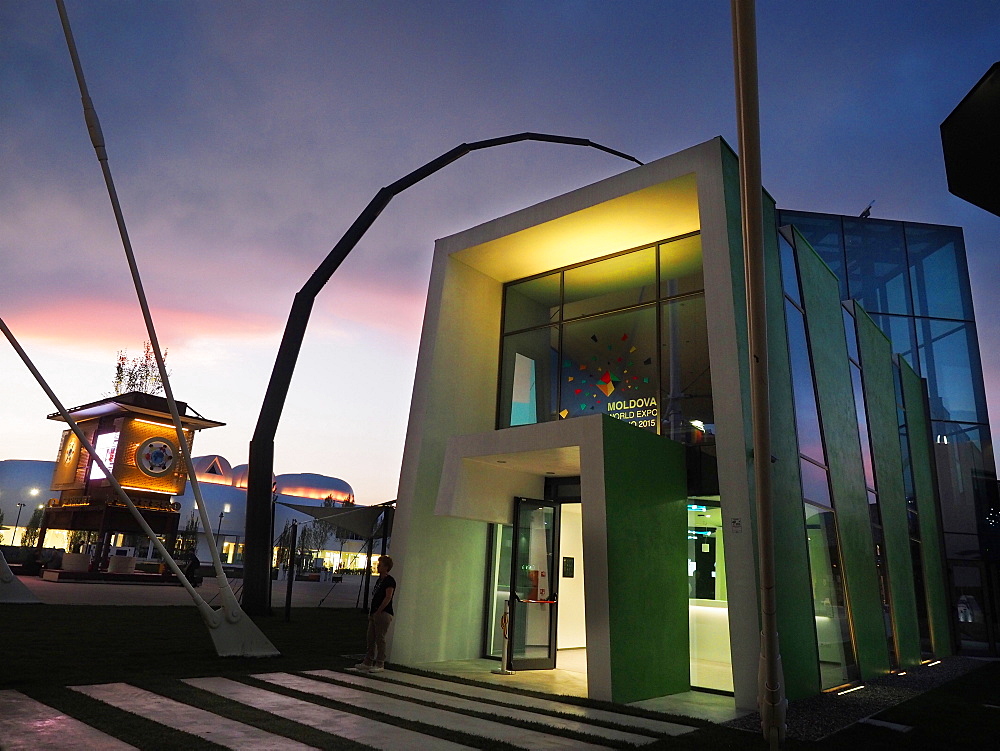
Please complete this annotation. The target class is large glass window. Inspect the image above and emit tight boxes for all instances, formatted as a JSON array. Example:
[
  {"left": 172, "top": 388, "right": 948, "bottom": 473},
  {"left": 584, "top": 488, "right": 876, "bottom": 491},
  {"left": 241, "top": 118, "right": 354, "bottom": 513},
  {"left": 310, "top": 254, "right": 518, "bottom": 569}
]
[
  {"left": 844, "top": 218, "right": 913, "bottom": 316},
  {"left": 560, "top": 306, "right": 658, "bottom": 425},
  {"left": 497, "top": 234, "right": 709, "bottom": 443},
  {"left": 563, "top": 247, "right": 656, "bottom": 320},
  {"left": 933, "top": 422, "right": 994, "bottom": 536},
  {"left": 661, "top": 295, "right": 712, "bottom": 443},
  {"left": 504, "top": 272, "right": 561, "bottom": 333},
  {"left": 915, "top": 318, "right": 988, "bottom": 423},
  {"left": 499, "top": 327, "right": 558, "bottom": 428},
  {"left": 906, "top": 224, "right": 974, "bottom": 321},
  {"left": 659, "top": 233, "right": 704, "bottom": 298}
]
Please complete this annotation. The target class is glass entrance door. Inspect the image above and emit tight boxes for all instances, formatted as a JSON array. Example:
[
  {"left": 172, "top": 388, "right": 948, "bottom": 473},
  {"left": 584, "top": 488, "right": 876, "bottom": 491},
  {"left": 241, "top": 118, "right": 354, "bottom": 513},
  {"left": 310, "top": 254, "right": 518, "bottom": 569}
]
[{"left": 508, "top": 497, "right": 560, "bottom": 670}]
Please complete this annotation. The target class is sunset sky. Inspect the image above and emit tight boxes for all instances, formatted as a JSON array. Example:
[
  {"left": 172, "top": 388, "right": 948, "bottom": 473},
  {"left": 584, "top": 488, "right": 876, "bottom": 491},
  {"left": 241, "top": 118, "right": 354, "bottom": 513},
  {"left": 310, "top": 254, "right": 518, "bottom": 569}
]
[{"left": 2, "top": 1, "right": 998, "bottom": 505}]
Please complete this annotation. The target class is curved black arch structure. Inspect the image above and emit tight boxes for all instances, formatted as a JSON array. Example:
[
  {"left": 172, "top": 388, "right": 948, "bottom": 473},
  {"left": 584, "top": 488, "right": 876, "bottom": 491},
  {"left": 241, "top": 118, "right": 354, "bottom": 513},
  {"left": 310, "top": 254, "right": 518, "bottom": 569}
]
[{"left": 243, "top": 133, "right": 643, "bottom": 613}]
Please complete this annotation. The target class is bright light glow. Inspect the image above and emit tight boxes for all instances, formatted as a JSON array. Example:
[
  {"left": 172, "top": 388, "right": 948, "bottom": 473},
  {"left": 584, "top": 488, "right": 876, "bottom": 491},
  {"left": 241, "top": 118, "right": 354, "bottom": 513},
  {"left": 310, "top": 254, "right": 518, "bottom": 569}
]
[
  {"left": 688, "top": 504, "right": 707, "bottom": 512},
  {"left": 89, "top": 431, "right": 121, "bottom": 480},
  {"left": 223, "top": 504, "right": 231, "bottom": 514},
  {"left": 897, "top": 671, "right": 907, "bottom": 676},
  {"left": 837, "top": 685, "right": 865, "bottom": 695},
  {"left": 690, "top": 419, "right": 706, "bottom": 432},
  {"left": 927, "top": 660, "right": 941, "bottom": 667},
  {"left": 133, "top": 418, "right": 190, "bottom": 431},
  {"left": 120, "top": 485, "right": 172, "bottom": 495},
  {"left": 37, "top": 504, "right": 44, "bottom": 509},
  {"left": 29, "top": 488, "right": 39, "bottom": 496}
]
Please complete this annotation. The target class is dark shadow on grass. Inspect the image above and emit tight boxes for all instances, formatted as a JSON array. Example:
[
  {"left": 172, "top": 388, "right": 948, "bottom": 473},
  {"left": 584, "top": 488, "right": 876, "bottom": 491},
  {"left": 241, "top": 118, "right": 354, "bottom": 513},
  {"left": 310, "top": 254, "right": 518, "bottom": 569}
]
[{"left": 0, "top": 605, "right": 369, "bottom": 690}]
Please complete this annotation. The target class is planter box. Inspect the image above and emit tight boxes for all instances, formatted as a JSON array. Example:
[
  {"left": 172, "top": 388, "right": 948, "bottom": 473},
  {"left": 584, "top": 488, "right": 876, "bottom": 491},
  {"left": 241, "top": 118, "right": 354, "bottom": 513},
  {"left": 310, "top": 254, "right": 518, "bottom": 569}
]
[
  {"left": 61, "top": 553, "right": 91, "bottom": 572},
  {"left": 107, "top": 556, "right": 137, "bottom": 575}
]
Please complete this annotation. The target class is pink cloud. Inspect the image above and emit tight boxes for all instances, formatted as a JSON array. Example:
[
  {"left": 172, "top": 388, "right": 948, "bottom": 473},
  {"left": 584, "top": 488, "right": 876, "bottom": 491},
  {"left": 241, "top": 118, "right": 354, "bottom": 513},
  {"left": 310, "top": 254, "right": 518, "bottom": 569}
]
[{"left": 7, "top": 296, "right": 277, "bottom": 349}]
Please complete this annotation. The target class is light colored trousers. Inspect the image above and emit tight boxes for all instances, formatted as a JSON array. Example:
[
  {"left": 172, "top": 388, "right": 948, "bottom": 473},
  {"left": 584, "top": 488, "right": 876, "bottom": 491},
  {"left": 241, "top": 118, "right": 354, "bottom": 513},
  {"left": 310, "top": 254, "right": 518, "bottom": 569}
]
[{"left": 365, "top": 611, "right": 393, "bottom": 666}]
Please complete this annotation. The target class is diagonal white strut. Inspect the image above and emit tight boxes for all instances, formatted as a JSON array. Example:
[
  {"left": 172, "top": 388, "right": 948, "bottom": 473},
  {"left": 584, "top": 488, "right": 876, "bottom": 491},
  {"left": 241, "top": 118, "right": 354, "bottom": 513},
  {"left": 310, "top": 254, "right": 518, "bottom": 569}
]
[
  {"left": 0, "top": 318, "right": 276, "bottom": 655},
  {"left": 45, "top": 0, "right": 277, "bottom": 656}
]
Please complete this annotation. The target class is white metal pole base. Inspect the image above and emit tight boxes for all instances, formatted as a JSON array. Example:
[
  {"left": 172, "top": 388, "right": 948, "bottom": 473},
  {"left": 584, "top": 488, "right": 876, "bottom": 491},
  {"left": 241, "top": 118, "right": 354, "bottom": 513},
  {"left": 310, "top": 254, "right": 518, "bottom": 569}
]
[
  {"left": 491, "top": 598, "right": 516, "bottom": 675},
  {"left": 0, "top": 553, "right": 41, "bottom": 604},
  {"left": 196, "top": 579, "right": 280, "bottom": 658}
]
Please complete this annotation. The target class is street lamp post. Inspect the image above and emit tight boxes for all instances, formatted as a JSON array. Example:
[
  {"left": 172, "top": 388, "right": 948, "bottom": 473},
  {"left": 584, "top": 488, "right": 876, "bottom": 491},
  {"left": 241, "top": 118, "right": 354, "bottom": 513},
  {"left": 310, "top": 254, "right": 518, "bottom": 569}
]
[
  {"left": 217, "top": 503, "right": 231, "bottom": 552},
  {"left": 12, "top": 502, "right": 25, "bottom": 545}
]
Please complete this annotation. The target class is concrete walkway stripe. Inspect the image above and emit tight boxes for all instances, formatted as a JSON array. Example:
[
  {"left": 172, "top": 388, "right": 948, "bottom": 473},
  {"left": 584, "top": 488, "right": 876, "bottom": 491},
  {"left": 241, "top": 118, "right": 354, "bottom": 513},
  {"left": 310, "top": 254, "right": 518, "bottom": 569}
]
[
  {"left": 322, "top": 670, "right": 657, "bottom": 745},
  {"left": 185, "top": 677, "right": 471, "bottom": 751},
  {"left": 0, "top": 690, "right": 137, "bottom": 751},
  {"left": 310, "top": 668, "right": 696, "bottom": 737},
  {"left": 70, "top": 682, "right": 316, "bottom": 750},
  {"left": 254, "top": 672, "right": 611, "bottom": 751}
]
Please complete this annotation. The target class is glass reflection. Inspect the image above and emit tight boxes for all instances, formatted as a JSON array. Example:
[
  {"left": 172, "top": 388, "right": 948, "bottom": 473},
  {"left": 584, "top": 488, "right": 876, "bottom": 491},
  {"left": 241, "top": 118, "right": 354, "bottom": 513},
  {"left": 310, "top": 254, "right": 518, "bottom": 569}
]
[
  {"left": 906, "top": 224, "right": 974, "bottom": 321},
  {"left": 785, "top": 300, "right": 825, "bottom": 465},
  {"left": 560, "top": 306, "right": 658, "bottom": 431},
  {"left": 659, "top": 234, "right": 704, "bottom": 299},
  {"left": 803, "top": 503, "right": 859, "bottom": 688},
  {"left": 868, "top": 313, "right": 919, "bottom": 371},
  {"left": 915, "top": 318, "right": 987, "bottom": 423},
  {"left": 563, "top": 247, "right": 656, "bottom": 320},
  {"left": 660, "top": 295, "right": 713, "bottom": 443},
  {"left": 844, "top": 218, "right": 912, "bottom": 316},
  {"left": 499, "top": 327, "right": 558, "bottom": 428},
  {"left": 504, "top": 272, "right": 561, "bottom": 333}
]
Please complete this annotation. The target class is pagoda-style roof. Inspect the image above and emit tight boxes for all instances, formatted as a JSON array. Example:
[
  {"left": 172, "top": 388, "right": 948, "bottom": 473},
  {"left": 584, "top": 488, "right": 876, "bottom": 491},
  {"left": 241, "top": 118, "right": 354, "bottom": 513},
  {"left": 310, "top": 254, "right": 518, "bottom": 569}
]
[{"left": 47, "top": 391, "right": 224, "bottom": 431}]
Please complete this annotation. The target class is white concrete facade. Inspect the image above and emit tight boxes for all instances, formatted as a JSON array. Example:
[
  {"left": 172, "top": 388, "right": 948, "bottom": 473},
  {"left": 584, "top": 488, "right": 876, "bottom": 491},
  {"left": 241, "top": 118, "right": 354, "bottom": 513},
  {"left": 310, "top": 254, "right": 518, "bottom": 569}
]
[{"left": 390, "top": 138, "right": 760, "bottom": 708}]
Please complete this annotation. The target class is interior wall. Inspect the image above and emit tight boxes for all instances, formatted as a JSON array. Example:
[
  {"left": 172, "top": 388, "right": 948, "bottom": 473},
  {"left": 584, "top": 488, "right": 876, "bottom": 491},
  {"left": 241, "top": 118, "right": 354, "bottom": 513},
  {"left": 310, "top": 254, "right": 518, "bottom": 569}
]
[{"left": 557, "top": 503, "right": 586, "bottom": 649}]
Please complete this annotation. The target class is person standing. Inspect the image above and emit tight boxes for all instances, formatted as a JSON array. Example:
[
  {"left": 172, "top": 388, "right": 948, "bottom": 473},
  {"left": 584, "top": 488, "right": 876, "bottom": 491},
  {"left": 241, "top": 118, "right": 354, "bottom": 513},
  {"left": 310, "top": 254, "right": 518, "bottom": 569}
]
[{"left": 356, "top": 555, "right": 395, "bottom": 672}]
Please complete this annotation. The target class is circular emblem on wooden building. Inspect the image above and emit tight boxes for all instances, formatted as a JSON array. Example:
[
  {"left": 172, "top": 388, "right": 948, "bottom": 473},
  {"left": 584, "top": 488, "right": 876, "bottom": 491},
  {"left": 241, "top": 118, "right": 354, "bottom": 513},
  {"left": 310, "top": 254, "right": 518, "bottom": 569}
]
[{"left": 137, "top": 437, "right": 178, "bottom": 477}]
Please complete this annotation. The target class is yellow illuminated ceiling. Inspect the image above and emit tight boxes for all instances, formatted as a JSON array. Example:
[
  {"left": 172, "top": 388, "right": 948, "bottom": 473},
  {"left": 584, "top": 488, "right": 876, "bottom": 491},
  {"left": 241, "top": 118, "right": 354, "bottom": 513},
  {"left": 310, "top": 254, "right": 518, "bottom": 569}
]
[{"left": 453, "top": 172, "right": 699, "bottom": 283}]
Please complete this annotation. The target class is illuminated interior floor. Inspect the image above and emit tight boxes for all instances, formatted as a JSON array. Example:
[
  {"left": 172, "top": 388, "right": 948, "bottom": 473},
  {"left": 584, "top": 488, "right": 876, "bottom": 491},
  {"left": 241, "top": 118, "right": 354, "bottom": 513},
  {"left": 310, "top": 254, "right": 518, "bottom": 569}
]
[{"left": 690, "top": 658, "right": 734, "bottom": 693}]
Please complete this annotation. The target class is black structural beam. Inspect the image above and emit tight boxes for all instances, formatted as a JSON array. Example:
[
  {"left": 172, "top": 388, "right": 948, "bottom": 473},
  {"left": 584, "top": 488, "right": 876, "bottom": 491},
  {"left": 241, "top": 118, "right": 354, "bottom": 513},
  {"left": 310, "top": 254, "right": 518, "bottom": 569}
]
[{"left": 242, "top": 133, "right": 642, "bottom": 614}]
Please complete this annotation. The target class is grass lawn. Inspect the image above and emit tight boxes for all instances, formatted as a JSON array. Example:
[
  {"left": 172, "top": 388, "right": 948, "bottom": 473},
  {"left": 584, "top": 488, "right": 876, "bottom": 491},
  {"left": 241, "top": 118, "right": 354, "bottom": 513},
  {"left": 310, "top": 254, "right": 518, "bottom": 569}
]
[
  {"left": 3, "top": 604, "right": 999, "bottom": 749},
  {"left": 1, "top": 604, "right": 370, "bottom": 689}
]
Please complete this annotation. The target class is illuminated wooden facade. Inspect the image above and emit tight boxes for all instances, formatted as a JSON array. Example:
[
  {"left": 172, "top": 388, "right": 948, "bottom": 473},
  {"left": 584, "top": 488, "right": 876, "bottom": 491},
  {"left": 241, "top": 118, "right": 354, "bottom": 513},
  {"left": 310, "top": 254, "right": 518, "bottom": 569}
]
[{"left": 39, "top": 391, "right": 223, "bottom": 569}]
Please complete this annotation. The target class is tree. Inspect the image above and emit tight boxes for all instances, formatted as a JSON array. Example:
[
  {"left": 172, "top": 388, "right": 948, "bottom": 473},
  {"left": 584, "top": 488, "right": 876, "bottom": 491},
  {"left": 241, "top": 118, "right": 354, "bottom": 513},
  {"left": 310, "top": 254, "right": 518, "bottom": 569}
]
[
  {"left": 20, "top": 507, "right": 43, "bottom": 547},
  {"left": 176, "top": 510, "right": 200, "bottom": 553},
  {"left": 0, "top": 509, "right": 5, "bottom": 544},
  {"left": 110, "top": 340, "right": 170, "bottom": 396},
  {"left": 300, "top": 495, "right": 338, "bottom": 555},
  {"left": 66, "top": 529, "right": 95, "bottom": 554}
]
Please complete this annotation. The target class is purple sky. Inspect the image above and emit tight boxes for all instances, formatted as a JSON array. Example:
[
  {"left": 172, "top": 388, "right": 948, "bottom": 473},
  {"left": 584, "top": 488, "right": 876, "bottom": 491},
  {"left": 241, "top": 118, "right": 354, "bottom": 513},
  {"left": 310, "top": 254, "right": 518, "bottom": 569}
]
[{"left": 2, "top": 1, "right": 998, "bottom": 504}]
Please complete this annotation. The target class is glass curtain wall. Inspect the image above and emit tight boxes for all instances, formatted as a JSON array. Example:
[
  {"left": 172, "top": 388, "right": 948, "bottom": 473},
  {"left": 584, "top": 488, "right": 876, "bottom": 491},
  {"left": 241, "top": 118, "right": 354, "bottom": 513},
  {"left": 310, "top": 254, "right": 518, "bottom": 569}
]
[
  {"left": 779, "top": 230, "right": 860, "bottom": 688},
  {"left": 498, "top": 233, "right": 711, "bottom": 445},
  {"left": 779, "top": 209, "right": 999, "bottom": 654}
]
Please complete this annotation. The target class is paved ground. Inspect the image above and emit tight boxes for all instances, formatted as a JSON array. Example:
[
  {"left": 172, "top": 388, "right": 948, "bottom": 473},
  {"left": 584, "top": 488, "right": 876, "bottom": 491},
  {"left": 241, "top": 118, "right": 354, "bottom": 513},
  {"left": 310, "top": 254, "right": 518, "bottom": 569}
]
[{"left": 0, "top": 666, "right": 698, "bottom": 750}]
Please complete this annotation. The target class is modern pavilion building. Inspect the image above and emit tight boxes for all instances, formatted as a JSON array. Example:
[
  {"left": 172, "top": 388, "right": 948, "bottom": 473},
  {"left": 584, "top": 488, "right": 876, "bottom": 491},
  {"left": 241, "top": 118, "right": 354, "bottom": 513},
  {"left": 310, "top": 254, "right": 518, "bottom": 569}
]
[{"left": 388, "top": 137, "right": 990, "bottom": 708}]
